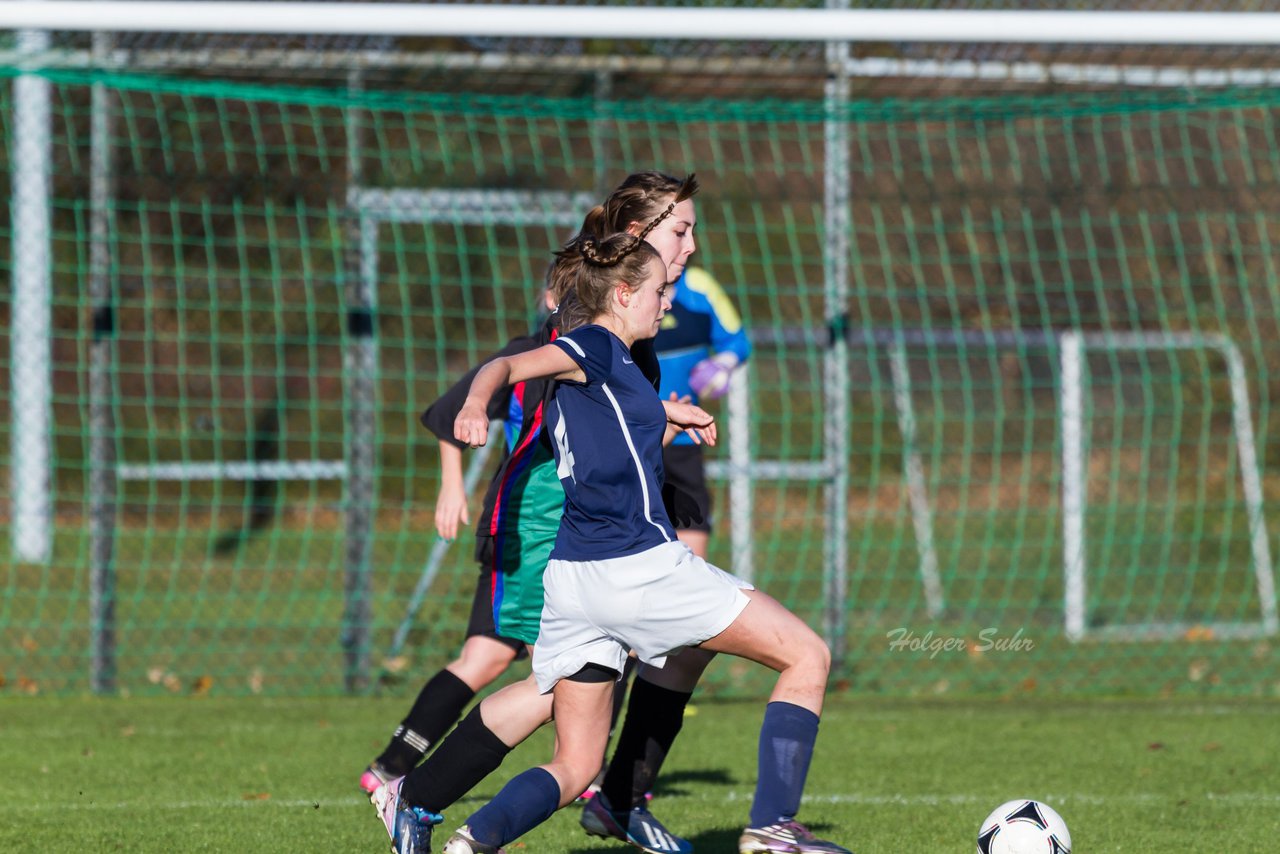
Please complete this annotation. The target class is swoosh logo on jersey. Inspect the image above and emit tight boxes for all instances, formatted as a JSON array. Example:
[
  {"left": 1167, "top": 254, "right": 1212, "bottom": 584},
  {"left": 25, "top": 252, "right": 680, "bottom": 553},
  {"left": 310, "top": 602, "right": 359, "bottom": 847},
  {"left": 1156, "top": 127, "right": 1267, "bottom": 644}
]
[{"left": 622, "top": 357, "right": 634, "bottom": 364}]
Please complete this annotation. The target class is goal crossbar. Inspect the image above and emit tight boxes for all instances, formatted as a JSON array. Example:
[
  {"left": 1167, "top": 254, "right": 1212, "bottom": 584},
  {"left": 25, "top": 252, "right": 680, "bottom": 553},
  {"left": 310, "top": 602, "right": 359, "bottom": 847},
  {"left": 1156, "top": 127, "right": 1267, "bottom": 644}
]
[{"left": 2, "top": 5, "right": 1280, "bottom": 44}]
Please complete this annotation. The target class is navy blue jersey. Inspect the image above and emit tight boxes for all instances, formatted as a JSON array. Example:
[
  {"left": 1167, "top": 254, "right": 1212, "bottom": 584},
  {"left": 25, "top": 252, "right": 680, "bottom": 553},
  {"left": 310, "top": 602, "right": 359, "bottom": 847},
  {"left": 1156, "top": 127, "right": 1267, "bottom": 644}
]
[{"left": 548, "top": 325, "right": 676, "bottom": 560}]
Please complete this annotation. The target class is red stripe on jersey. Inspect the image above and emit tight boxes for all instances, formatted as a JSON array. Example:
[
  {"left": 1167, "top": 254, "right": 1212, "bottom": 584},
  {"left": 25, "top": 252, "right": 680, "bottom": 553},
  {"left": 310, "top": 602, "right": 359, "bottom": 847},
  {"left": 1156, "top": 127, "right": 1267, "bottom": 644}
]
[{"left": 487, "top": 328, "right": 558, "bottom": 539}]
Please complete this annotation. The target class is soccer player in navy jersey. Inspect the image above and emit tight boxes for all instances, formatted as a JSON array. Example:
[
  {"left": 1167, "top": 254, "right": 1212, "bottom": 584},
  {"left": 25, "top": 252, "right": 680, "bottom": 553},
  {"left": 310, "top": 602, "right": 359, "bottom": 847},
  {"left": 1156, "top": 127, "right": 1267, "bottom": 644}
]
[
  {"left": 372, "top": 175, "right": 713, "bottom": 854},
  {"left": 429, "top": 218, "right": 852, "bottom": 853}
]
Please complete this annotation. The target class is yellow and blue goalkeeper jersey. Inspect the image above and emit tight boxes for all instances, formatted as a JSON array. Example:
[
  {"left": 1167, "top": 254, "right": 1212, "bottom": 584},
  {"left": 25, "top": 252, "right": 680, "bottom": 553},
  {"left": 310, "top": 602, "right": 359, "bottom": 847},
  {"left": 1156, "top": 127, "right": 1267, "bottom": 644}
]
[{"left": 653, "top": 267, "right": 751, "bottom": 444}]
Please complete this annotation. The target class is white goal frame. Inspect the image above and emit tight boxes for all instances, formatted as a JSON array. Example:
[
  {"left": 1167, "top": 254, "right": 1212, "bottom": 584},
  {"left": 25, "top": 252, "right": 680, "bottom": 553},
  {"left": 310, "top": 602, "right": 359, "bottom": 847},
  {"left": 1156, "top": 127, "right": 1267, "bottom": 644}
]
[
  {"left": 879, "top": 329, "right": 1276, "bottom": 642},
  {"left": 7, "top": 5, "right": 1280, "bottom": 691},
  {"left": 5, "top": 5, "right": 1280, "bottom": 44},
  {"left": 1060, "top": 331, "right": 1278, "bottom": 642}
]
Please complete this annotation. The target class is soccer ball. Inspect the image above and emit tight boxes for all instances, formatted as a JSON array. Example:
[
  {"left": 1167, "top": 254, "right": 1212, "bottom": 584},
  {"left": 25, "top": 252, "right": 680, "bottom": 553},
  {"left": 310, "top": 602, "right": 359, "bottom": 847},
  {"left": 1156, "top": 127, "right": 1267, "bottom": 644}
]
[{"left": 976, "top": 799, "right": 1071, "bottom": 854}]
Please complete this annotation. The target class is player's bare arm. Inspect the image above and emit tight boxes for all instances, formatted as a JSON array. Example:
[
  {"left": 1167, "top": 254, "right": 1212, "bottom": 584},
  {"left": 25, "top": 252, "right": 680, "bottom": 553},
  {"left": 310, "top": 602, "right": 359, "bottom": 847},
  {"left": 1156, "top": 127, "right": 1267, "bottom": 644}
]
[
  {"left": 434, "top": 441, "right": 469, "bottom": 540},
  {"left": 455, "top": 345, "right": 585, "bottom": 447}
]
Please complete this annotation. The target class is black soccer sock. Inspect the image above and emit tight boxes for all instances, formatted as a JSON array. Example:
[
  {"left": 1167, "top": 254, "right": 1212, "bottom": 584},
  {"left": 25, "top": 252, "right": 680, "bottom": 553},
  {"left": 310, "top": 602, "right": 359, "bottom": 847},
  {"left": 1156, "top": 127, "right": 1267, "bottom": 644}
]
[
  {"left": 610, "top": 656, "right": 639, "bottom": 732},
  {"left": 400, "top": 704, "right": 514, "bottom": 814},
  {"left": 375, "top": 668, "right": 475, "bottom": 775},
  {"left": 600, "top": 677, "right": 692, "bottom": 817}
]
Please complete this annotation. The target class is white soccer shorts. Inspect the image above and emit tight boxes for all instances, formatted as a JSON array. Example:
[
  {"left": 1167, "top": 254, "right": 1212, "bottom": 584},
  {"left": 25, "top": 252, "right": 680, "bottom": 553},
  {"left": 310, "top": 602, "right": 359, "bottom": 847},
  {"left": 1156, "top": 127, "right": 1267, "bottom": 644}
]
[{"left": 532, "top": 540, "right": 753, "bottom": 693}]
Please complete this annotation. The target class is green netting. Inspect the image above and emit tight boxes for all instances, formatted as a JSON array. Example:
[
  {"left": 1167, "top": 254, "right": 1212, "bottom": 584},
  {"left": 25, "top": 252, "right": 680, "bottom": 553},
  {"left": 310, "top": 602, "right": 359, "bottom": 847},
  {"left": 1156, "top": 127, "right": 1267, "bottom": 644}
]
[{"left": 2, "top": 64, "right": 1279, "bottom": 699}]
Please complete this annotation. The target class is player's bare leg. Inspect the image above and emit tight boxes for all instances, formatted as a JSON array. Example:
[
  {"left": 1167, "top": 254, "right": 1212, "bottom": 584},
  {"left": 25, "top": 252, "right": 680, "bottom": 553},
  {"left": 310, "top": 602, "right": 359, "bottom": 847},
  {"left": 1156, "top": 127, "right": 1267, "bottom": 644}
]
[
  {"left": 698, "top": 589, "right": 828, "bottom": 713},
  {"left": 443, "top": 675, "right": 616, "bottom": 853},
  {"left": 699, "top": 590, "right": 851, "bottom": 854},
  {"left": 583, "top": 648, "right": 708, "bottom": 853},
  {"left": 451, "top": 635, "right": 523, "bottom": 686},
  {"left": 476, "top": 673, "right": 554, "bottom": 745}
]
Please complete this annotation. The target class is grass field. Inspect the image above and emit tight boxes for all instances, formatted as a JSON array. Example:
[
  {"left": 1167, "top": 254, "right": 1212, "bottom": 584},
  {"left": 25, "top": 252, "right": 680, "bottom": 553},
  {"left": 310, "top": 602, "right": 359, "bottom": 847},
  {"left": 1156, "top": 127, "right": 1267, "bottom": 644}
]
[{"left": 3, "top": 692, "right": 1277, "bottom": 852}]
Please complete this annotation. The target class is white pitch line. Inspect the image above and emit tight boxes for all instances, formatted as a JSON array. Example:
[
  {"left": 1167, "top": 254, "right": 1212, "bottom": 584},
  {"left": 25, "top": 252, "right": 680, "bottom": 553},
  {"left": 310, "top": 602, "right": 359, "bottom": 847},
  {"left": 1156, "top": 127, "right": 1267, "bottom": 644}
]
[
  {"left": 729, "top": 790, "right": 1280, "bottom": 806},
  {"left": 1, "top": 701, "right": 1271, "bottom": 742},
  {"left": 5, "top": 797, "right": 369, "bottom": 812},
  {"left": 794, "top": 703, "right": 1280, "bottom": 720},
  {"left": 11, "top": 791, "right": 1280, "bottom": 813}
]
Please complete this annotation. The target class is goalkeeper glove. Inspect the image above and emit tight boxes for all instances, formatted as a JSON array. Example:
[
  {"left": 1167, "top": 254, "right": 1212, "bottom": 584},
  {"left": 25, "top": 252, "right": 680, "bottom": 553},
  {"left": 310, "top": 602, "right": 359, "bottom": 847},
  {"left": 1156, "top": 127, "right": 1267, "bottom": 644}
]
[{"left": 688, "top": 352, "right": 739, "bottom": 400}]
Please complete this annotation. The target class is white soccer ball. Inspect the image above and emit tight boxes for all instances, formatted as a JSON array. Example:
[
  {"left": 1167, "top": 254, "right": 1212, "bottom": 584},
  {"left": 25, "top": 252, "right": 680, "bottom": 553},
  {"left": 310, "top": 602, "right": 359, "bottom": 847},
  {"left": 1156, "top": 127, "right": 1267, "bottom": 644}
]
[{"left": 976, "top": 799, "right": 1071, "bottom": 854}]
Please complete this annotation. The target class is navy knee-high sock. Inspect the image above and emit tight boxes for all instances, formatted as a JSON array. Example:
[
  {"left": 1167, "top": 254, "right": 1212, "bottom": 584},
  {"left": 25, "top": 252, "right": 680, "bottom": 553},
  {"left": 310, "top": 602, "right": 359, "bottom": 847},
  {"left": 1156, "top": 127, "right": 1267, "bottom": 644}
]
[
  {"left": 464, "top": 767, "right": 561, "bottom": 848},
  {"left": 749, "top": 701, "right": 820, "bottom": 828}
]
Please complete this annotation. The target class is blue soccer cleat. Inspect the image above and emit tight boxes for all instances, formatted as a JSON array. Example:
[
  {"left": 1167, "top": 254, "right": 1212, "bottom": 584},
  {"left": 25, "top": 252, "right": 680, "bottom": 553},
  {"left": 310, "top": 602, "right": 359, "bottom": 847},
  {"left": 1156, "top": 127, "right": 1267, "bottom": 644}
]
[{"left": 580, "top": 791, "right": 693, "bottom": 854}]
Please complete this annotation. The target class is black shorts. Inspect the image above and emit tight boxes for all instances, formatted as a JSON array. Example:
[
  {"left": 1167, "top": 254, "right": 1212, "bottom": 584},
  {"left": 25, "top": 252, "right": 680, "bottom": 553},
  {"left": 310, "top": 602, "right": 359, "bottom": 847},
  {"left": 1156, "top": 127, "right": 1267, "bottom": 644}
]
[
  {"left": 464, "top": 546, "right": 529, "bottom": 659},
  {"left": 662, "top": 443, "right": 712, "bottom": 534}
]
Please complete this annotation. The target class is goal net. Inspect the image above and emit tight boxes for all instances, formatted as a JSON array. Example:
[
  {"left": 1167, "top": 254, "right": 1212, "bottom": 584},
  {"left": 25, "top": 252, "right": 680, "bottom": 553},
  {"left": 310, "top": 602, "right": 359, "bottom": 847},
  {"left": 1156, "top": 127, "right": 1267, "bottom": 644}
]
[{"left": 2, "top": 3, "right": 1278, "bottom": 698}]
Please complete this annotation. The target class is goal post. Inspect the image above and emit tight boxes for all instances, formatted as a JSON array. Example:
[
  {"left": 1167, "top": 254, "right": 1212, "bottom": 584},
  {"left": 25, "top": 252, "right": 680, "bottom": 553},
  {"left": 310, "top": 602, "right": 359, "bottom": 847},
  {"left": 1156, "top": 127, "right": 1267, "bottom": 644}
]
[{"left": 9, "top": 25, "right": 52, "bottom": 565}]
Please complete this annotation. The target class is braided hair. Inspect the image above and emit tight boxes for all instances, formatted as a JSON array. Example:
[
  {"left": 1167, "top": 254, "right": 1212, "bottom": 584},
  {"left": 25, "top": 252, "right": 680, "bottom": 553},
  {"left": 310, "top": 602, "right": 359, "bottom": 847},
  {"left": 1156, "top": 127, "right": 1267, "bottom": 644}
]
[
  {"left": 553, "top": 232, "right": 663, "bottom": 332},
  {"left": 547, "top": 172, "right": 699, "bottom": 308}
]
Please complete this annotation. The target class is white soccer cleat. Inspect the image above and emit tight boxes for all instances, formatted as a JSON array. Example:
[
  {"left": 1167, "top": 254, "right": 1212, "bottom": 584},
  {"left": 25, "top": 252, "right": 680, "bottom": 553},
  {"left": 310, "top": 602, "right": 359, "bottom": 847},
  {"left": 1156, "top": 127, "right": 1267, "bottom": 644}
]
[
  {"left": 738, "top": 819, "right": 853, "bottom": 854},
  {"left": 442, "top": 825, "right": 504, "bottom": 854}
]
